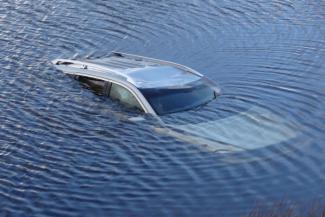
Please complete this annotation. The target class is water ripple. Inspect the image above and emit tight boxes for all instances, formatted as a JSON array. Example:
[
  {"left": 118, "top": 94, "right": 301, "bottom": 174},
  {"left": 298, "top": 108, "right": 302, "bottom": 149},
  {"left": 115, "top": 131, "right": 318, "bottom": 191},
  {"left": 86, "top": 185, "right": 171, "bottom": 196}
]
[{"left": 0, "top": 0, "right": 325, "bottom": 216}]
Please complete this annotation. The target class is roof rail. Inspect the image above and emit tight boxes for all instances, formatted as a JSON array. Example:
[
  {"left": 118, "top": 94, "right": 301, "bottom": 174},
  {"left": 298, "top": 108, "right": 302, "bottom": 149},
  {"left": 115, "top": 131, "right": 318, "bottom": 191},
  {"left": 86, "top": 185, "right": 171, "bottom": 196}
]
[{"left": 111, "top": 52, "right": 203, "bottom": 77}]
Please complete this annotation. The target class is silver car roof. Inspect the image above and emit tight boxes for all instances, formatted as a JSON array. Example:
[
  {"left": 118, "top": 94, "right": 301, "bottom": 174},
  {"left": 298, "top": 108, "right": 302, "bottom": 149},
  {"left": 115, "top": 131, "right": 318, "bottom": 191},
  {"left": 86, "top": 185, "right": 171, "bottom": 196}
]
[{"left": 52, "top": 52, "right": 203, "bottom": 89}]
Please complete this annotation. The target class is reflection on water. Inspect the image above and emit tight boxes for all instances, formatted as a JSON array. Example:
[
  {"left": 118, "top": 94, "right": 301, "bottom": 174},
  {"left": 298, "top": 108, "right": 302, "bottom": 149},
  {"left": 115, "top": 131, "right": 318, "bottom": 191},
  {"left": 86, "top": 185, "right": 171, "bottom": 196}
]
[{"left": 0, "top": 0, "right": 325, "bottom": 216}]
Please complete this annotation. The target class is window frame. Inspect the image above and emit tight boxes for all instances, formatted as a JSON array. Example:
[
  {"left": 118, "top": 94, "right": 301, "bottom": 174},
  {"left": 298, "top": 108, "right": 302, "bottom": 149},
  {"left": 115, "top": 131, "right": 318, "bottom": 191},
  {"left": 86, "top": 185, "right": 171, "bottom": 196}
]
[{"left": 72, "top": 74, "right": 156, "bottom": 115}]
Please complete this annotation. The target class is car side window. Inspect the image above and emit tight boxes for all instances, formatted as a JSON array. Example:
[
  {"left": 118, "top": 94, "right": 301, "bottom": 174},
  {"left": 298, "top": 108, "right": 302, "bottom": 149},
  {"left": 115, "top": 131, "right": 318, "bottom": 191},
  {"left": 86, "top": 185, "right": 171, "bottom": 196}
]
[
  {"left": 77, "top": 76, "right": 111, "bottom": 96},
  {"left": 110, "top": 83, "right": 144, "bottom": 112}
]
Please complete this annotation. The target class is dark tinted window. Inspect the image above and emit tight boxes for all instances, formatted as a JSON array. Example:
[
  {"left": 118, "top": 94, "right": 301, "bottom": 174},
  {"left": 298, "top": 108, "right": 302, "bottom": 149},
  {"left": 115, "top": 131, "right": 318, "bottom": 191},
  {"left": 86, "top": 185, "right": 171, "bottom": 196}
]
[{"left": 77, "top": 76, "right": 110, "bottom": 95}]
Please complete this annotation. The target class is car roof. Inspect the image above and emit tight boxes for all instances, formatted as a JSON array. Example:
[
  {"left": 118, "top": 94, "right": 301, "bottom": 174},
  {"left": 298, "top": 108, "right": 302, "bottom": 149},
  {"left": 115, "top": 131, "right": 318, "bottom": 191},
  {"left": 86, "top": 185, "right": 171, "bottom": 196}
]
[{"left": 52, "top": 52, "right": 203, "bottom": 89}]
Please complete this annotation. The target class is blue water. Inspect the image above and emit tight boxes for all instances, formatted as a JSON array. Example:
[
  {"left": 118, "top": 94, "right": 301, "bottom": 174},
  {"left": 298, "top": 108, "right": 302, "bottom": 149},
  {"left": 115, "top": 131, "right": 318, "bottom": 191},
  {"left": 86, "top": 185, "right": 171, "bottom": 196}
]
[{"left": 0, "top": 0, "right": 325, "bottom": 216}]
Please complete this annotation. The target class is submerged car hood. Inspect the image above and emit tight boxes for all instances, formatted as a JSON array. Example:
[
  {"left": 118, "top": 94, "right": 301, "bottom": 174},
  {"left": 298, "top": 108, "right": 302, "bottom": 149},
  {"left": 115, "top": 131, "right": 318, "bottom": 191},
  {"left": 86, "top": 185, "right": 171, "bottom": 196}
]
[{"left": 155, "top": 106, "right": 298, "bottom": 152}]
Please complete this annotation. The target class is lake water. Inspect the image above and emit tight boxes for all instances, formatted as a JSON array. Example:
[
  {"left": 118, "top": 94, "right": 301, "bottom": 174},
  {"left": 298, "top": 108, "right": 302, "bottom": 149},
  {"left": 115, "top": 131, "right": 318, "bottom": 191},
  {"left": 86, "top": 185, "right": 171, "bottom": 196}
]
[{"left": 0, "top": 0, "right": 325, "bottom": 216}]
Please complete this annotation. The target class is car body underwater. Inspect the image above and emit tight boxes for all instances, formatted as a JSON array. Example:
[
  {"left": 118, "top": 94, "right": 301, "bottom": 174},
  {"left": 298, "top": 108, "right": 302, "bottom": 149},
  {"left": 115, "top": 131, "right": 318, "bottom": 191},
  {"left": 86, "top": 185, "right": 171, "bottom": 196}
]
[{"left": 52, "top": 52, "right": 298, "bottom": 153}]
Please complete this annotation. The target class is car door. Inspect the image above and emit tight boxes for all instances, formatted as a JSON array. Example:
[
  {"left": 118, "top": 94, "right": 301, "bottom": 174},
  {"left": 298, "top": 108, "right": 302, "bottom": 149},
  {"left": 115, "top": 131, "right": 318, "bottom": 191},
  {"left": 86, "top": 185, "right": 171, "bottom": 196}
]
[{"left": 76, "top": 76, "right": 144, "bottom": 113}]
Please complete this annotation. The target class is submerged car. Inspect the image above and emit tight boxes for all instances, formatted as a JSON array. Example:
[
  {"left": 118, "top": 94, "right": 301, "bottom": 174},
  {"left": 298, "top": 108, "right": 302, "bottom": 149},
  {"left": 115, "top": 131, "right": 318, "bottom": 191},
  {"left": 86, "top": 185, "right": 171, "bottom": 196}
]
[
  {"left": 52, "top": 52, "right": 221, "bottom": 116},
  {"left": 52, "top": 52, "right": 298, "bottom": 152}
]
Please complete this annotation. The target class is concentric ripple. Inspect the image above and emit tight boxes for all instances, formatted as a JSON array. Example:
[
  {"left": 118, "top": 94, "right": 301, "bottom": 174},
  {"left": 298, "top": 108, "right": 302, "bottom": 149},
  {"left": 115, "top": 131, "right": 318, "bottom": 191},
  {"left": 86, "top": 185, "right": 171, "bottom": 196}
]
[{"left": 0, "top": 0, "right": 325, "bottom": 216}]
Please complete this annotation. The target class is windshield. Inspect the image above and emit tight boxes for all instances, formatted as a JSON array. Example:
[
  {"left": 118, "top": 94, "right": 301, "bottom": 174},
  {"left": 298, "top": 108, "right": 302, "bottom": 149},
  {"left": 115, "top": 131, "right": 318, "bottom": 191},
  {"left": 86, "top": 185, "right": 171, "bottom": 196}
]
[{"left": 140, "top": 79, "right": 216, "bottom": 115}]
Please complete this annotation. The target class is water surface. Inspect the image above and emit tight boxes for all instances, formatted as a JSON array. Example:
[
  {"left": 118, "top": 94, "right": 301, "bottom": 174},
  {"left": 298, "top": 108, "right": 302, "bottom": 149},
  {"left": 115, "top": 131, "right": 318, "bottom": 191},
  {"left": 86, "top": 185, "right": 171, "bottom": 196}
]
[{"left": 0, "top": 0, "right": 325, "bottom": 216}]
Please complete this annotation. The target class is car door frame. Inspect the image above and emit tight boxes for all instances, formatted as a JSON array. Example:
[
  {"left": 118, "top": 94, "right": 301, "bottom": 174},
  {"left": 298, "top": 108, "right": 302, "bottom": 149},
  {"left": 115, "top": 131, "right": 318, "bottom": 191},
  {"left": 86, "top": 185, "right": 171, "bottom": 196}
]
[{"left": 57, "top": 67, "right": 157, "bottom": 116}]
